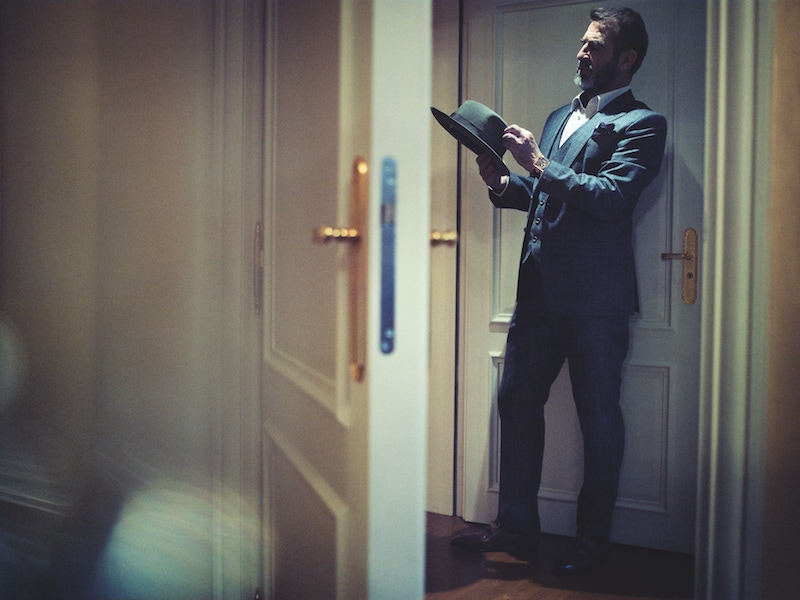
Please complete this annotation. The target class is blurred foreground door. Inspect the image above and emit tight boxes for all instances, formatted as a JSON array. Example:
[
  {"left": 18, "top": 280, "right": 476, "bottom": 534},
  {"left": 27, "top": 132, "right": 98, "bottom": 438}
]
[{"left": 261, "top": 1, "right": 432, "bottom": 597}]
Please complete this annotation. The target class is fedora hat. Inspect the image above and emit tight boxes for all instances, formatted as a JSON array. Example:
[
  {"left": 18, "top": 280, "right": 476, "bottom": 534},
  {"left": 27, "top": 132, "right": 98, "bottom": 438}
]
[{"left": 431, "top": 100, "right": 510, "bottom": 177}]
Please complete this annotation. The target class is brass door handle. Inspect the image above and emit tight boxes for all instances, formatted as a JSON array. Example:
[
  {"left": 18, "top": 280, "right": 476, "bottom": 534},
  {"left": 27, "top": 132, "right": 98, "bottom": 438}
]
[
  {"left": 660, "top": 252, "right": 693, "bottom": 260},
  {"left": 661, "top": 227, "right": 698, "bottom": 305},
  {"left": 313, "top": 226, "right": 360, "bottom": 243},
  {"left": 430, "top": 230, "right": 458, "bottom": 246},
  {"left": 312, "top": 158, "right": 368, "bottom": 382}
]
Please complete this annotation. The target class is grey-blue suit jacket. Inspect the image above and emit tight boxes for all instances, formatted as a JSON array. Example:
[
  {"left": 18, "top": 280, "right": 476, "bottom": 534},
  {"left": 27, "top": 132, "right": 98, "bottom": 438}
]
[{"left": 491, "top": 90, "right": 667, "bottom": 316}]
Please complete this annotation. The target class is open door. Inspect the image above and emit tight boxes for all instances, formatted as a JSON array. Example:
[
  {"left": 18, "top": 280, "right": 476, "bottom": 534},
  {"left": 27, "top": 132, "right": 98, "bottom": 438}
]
[{"left": 261, "top": 1, "right": 432, "bottom": 597}]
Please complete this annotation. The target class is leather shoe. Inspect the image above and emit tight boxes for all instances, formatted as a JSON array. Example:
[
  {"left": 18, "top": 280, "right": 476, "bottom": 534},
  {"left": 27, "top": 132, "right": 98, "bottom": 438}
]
[
  {"left": 552, "top": 534, "right": 610, "bottom": 575},
  {"left": 450, "top": 520, "right": 539, "bottom": 553}
]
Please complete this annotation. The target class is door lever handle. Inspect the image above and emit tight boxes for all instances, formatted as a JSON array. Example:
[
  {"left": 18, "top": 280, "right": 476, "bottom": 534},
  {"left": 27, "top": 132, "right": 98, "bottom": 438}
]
[
  {"left": 430, "top": 230, "right": 458, "bottom": 246},
  {"left": 312, "top": 158, "right": 368, "bottom": 381},
  {"left": 661, "top": 227, "right": 698, "bottom": 305},
  {"left": 313, "top": 226, "right": 360, "bottom": 243}
]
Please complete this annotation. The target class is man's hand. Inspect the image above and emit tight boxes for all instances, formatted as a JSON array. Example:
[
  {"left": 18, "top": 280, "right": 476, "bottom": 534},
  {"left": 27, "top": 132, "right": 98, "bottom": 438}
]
[
  {"left": 502, "top": 125, "right": 549, "bottom": 175},
  {"left": 476, "top": 153, "right": 508, "bottom": 192}
]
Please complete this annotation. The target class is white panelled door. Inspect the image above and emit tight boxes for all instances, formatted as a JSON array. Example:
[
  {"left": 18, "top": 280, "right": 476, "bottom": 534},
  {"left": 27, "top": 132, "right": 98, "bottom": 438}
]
[
  {"left": 262, "top": 0, "right": 432, "bottom": 598},
  {"left": 460, "top": 0, "right": 704, "bottom": 552}
]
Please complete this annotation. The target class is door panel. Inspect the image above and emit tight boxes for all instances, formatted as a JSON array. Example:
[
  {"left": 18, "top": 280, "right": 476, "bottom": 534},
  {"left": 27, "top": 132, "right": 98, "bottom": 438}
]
[
  {"left": 263, "top": 0, "right": 432, "bottom": 597},
  {"left": 460, "top": 0, "right": 703, "bottom": 552},
  {"left": 427, "top": 0, "right": 461, "bottom": 515},
  {"left": 264, "top": 1, "right": 365, "bottom": 595}
]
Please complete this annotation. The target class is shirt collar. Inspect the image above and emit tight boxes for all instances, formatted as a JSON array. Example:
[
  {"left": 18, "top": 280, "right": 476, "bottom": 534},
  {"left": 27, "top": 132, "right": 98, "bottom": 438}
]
[{"left": 571, "top": 85, "right": 631, "bottom": 118}]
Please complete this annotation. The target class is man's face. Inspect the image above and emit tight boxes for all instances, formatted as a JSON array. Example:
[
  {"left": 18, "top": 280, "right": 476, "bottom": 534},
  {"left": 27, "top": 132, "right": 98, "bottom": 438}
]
[{"left": 574, "top": 21, "right": 620, "bottom": 95}]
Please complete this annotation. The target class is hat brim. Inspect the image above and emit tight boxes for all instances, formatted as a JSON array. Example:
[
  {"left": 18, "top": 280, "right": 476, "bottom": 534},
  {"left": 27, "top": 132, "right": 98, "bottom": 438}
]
[{"left": 431, "top": 107, "right": 510, "bottom": 177}]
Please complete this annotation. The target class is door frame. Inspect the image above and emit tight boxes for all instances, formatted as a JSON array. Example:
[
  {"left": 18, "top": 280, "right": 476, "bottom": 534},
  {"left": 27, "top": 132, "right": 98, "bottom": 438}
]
[
  {"left": 696, "top": 0, "right": 773, "bottom": 598},
  {"left": 213, "top": 1, "right": 265, "bottom": 597},
  {"left": 427, "top": 0, "right": 461, "bottom": 516}
]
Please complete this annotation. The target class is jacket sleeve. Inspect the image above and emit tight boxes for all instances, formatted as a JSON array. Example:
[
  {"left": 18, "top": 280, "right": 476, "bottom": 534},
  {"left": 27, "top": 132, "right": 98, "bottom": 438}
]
[
  {"left": 488, "top": 173, "right": 536, "bottom": 212},
  {"left": 537, "top": 111, "right": 667, "bottom": 222}
]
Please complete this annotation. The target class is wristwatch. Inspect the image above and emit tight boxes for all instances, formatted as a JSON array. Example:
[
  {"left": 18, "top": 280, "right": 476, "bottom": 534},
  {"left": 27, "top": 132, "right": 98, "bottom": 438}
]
[{"left": 531, "top": 155, "right": 550, "bottom": 177}]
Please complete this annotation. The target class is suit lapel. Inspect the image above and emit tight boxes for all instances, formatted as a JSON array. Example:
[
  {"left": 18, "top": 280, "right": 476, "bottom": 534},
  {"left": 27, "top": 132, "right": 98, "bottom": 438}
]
[
  {"left": 555, "top": 112, "right": 606, "bottom": 165},
  {"left": 531, "top": 104, "right": 571, "bottom": 201},
  {"left": 541, "top": 105, "right": 571, "bottom": 158},
  {"left": 550, "top": 90, "right": 637, "bottom": 168}
]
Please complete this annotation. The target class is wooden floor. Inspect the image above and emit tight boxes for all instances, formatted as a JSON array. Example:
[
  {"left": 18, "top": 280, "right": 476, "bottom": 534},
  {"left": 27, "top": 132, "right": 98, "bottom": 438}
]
[{"left": 426, "top": 513, "right": 694, "bottom": 600}]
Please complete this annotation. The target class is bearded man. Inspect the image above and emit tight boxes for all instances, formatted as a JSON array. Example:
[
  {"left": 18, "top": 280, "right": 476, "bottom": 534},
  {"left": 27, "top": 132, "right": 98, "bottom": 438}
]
[{"left": 450, "top": 6, "right": 667, "bottom": 576}]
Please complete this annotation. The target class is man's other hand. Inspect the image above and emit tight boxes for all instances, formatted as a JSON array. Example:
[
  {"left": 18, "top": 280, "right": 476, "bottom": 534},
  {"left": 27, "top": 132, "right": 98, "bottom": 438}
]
[{"left": 477, "top": 153, "right": 509, "bottom": 192}]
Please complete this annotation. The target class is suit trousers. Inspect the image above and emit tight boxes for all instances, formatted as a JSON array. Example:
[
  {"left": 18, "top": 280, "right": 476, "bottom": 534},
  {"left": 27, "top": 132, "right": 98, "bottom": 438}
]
[{"left": 496, "top": 259, "right": 630, "bottom": 541}]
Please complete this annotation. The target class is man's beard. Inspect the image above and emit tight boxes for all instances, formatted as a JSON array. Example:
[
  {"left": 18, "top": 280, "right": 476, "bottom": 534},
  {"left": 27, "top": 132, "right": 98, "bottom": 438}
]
[{"left": 574, "top": 56, "right": 619, "bottom": 93}]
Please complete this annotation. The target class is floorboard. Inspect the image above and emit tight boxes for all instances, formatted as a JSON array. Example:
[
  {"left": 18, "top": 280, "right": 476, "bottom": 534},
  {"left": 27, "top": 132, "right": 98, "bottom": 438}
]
[{"left": 425, "top": 513, "right": 694, "bottom": 600}]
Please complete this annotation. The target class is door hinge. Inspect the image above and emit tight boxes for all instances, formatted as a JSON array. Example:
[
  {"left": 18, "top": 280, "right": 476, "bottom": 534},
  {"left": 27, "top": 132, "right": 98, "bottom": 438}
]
[{"left": 254, "top": 221, "right": 264, "bottom": 315}]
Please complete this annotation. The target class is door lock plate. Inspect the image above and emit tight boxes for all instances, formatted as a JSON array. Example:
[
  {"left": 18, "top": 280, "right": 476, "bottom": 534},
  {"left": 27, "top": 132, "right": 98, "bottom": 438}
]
[{"left": 661, "top": 227, "right": 698, "bottom": 305}]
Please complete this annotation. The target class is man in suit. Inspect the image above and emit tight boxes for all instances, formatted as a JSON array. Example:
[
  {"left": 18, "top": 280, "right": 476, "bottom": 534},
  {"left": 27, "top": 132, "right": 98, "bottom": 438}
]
[{"left": 451, "top": 7, "right": 667, "bottom": 575}]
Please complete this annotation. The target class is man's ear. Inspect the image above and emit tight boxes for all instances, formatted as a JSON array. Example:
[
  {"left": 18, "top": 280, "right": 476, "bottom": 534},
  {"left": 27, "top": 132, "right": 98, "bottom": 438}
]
[{"left": 618, "top": 49, "right": 637, "bottom": 73}]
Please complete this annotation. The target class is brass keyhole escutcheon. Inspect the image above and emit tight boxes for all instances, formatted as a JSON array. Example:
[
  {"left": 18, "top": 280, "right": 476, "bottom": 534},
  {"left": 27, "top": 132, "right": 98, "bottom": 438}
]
[{"left": 661, "top": 227, "right": 698, "bottom": 305}]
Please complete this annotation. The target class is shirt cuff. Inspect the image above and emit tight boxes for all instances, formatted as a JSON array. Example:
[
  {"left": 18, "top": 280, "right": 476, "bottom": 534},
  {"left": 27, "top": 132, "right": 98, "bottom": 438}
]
[{"left": 489, "top": 178, "right": 509, "bottom": 196}]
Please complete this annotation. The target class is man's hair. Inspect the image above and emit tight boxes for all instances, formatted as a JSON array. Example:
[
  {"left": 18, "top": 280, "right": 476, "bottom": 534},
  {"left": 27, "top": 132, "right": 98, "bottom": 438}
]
[{"left": 590, "top": 6, "right": 648, "bottom": 74}]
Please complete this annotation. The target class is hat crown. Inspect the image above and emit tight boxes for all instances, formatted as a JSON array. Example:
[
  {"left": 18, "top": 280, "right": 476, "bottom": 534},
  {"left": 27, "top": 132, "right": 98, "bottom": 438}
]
[
  {"left": 450, "top": 100, "right": 507, "bottom": 157},
  {"left": 430, "top": 100, "right": 509, "bottom": 177}
]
